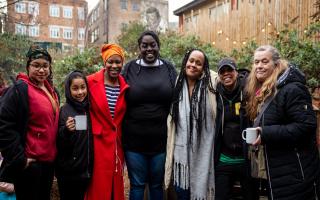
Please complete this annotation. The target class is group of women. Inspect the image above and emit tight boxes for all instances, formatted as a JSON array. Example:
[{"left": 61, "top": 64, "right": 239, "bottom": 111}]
[{"left": 0, "top": 30, "right": 319, "bottom": 200}]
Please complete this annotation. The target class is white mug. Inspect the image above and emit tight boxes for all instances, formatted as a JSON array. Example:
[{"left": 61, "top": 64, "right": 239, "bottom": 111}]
[
  {"left": 74, "top": 115, "right": 87, "bottom": 131},
  {"left": 242, "top": 128, "right": 258, "bottom": 144}
]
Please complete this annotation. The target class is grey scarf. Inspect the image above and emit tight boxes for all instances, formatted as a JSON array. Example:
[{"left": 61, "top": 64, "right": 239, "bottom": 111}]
[{"left": 173, "top": 80, "right": 215, "bottom": 200}]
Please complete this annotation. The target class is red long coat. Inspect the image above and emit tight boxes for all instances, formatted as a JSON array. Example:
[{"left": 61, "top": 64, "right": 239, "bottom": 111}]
[{"left": 85, "top": 69, "right": 128, "bottom": 200}]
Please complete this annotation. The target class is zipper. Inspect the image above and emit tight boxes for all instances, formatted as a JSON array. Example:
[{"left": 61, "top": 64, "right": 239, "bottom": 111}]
[
  {"left": 85, "top": 111, "right": 90, "bottom": 178},
  {"left": 219, "top": 94, "right": 225, "bottom": 136},
  {"left": 264, "top": 144, "right": 274, "bottom": 200},
  {"left": 295, "top": 148, "right": 305, "bottom": 180},
  {"left": 262, "top": 114, "right": 274, "bottom": 200}
]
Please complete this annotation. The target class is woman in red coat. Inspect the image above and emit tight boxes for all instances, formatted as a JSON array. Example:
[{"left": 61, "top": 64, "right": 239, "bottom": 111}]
[{"left": 85, "top": 44, "right": 129, "bottom": 200}]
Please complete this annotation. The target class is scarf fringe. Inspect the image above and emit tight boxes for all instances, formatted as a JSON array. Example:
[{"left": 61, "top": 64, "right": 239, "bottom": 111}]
[
  {"left": 173, "top": 162, "right": 189, "bottom": 190},
  {"left": 191, "top": 187, "right": 215, "bottom": 200}
]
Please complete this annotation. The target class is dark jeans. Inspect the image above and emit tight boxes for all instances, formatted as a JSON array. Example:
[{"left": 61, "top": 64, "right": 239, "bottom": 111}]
[
  {"left": 174, "top": 186, "right": 190, "bottom": 200},
  {"left": 215, "top": 162, "right": 259, "bottom": 200},
  {"left": 14, "top": 162, "right": 54, "bottom": 200},
  {"left": 57, "top": 177, "right": 89, "bottom": 200},
  {"left": 125, "top": 151, "right": 165, "bottom": 200}
]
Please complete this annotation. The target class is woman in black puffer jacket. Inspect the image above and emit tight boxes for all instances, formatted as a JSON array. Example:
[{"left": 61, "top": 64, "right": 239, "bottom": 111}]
[{"left": 245, "top": 45, "right": 320, "bottom": 200}]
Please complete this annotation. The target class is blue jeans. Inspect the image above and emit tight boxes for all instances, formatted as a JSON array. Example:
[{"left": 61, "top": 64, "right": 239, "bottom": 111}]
[{"left": 125, "top": 151, "right": 165, "bottom": 200}]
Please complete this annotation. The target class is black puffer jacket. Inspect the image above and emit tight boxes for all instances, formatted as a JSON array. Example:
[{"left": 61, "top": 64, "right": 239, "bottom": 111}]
[{"left": 260, "top": 65, "right": 320, "bottom": 200}]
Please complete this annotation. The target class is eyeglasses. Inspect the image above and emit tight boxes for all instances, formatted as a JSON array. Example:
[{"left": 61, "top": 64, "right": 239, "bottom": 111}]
[{"left": 29, "top": 63, "right": 50, "bottom": 71}]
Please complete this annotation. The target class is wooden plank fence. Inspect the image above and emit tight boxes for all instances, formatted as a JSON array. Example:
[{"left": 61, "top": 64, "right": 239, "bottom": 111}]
[{"left": 178, "top": 0, "right": 318, "bottom": 52}]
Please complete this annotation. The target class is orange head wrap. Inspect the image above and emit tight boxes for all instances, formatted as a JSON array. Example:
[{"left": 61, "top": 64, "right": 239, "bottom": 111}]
[{"left": 101, "top": 43, "right": 125, "bottom": 63}]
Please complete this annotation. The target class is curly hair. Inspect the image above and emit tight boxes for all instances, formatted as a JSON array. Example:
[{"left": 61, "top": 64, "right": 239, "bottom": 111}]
[
  {"left": 245, "top": 45, "right": 288, "bottom": 121},
  {"left": 171, "top": 49, "right": 215, "bottom": 145}
]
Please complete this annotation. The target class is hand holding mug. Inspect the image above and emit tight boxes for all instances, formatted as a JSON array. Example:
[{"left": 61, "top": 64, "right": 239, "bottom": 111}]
[
  {"left": 242, "top": 127, "right": 259, "bottom": 144},
  {"left": 66, "top": 117, "right": 75, "bottom": 132},
  {"left": 252, "top": 127, "right": 262, "bottom": 146}
]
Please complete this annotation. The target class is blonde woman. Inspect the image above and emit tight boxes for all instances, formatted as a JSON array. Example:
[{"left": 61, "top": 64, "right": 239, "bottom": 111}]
[{"left": 245, "top": 45, "right": 320, "bottom": 199}]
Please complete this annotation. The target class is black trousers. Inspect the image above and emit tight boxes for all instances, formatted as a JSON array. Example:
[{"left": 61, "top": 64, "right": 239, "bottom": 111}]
[
  {"left": 14, "top": 162, "right": 54, "bottom": 200},
  {"left": 215, "top": 162, "right": 259, "bottom": 200},
  {"left": 57, "top": 177, "right": 89, "bottom": 200}
]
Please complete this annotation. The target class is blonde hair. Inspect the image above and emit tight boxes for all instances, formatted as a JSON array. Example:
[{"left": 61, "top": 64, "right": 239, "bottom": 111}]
[{"left": 245, "top": 45, "right": 288, "bottom": 121}]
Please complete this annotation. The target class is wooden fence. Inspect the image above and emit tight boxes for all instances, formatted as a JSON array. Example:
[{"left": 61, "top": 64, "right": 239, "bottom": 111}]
[{"left": 178, "top": 0, "right": 318, "bottom": 52}]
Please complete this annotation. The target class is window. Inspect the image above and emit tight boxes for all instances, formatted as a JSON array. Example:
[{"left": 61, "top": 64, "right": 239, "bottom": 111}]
[
  {"left": 78, "top": 44, "right": 84, "bottom": 53},
  {"left": 132, "top": 2, "right": 139, "bottom": 11},
  {"left": 192, "top": 14, "right": 198, "bottom": 24},
  {"left": 49, "top": 26, "right": 60, "bottom": 38},
  {"left": 15, "top": 2, "right": 26, "bottom": 13},
  {"left": 28, "top": 2, "right": 39, "bottom": 15},
  {"left": 63, "top": 7, "right": 73, "bottom": 18},
  {"left": 184, "top": 17, "right": 191, "bottom": 31},
  {"left": 50, "top": 5, "right": 60, "bottom": 17},
  {"left": 15, "top": 24, "right": 27, "bottom": 35},
  {"left": 29, "top": 26, "right": 39, "bottom": 37},
  {"left": 209, "top": 3, "right": 229, "bottom": 22},
  {"left": 91, "top": 8, "right": 98, "bottom": 22},
  {"left": 78, "top": 7, "right": 85, "bottom": 20},
  {"left": 120, "top": 0, "right": 127, "bottom": 10},
  {"left": 90, "top": 28, "right": 99, "bottom": 43},
  {"left": 121, "top": 23, "right": 128, "bottom": 30},
  {"left": 78, "top": 28, "right": 85, "bottom": 40},
  {"left": 63, "top": 28, "right": 73, "bottom": 39},
  {"left": 63, "top": 44, "right": 72, "bottom": 52}
]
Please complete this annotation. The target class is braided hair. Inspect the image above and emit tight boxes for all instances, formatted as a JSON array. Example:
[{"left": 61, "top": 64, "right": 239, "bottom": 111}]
[{"left": 171, "top": 49, "right": 215, "bottom": 145}]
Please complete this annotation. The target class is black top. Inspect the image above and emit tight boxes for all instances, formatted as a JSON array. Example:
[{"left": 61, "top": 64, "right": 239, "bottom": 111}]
[
  {"left": 218, "top": 82, "right": 243, "bottom": 157},
  {"left": 122, "top": 59, "right": 177, "bottom": 154},
  {"left": 55, "top": 71, "right": 93, "bottom": 181},
  {"left": 214, "top": 71, "right": 250, "bottom": 165},
  {"left": 55, "top": 103, "right": 93, "bottom": 181}
]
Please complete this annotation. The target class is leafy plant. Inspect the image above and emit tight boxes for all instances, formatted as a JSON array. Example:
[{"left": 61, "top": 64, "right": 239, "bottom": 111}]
[
  {"left": 52, "top": 47, "right": 102, "bottom": 102},
  {"left": 0, "top": 33, "right": 32, "bottom": 80}
]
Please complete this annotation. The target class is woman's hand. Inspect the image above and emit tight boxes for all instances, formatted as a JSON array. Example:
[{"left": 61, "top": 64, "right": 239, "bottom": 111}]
[
  {"left": 66, "top": 117, "right": 76, "bottom": 132},
  {"left": 252, "top": 127, "right": 262, "bottom": 146}
]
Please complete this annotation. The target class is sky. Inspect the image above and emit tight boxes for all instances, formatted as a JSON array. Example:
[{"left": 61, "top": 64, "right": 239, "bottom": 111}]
[{"left": 86, "top": 0, "right": 193, "bottom": 22}]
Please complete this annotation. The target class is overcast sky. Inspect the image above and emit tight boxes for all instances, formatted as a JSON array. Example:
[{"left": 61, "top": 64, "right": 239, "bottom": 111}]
[{"left": 86, "top": 0, "right": 193, "bottom": 22}]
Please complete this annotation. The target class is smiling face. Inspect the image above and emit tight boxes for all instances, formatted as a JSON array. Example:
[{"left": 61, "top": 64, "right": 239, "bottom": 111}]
[
  {"left": 104, "top": 54, "right": 123, "bottom": 80},
  {"left": 185, "top": 50, "right": 205, "bottom": 81},
  {"left": 139, "top": 35, "right": 159, "bottom": 64},
  {"left": 70, "top": 77, "right": 87, "bottom": 102},
  {"left": 254, "top": 50, "right": 276, "bottom": 83},
  {"left": 27, "top": 58, "right": 50, "bottom": 85},
  {"left": 218, "top": 66, "right": 238, "bottom": 91}
]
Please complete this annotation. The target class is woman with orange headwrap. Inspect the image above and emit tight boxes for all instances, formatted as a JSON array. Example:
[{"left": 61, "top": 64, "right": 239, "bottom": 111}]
[{"left": 85, "top": 43, "right": 129, "bottom": 200}]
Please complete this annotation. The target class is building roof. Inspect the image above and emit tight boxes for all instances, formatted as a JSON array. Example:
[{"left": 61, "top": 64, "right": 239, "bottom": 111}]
[{"left": 173, "top": 0, "right": 209, "bottom": 15}]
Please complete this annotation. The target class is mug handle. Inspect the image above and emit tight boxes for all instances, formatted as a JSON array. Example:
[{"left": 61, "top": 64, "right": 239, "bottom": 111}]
[{"left": 242, "top": 130, "right": 246, "bottom": 140}]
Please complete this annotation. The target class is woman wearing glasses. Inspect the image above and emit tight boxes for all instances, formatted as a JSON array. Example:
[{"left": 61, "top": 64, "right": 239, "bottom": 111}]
[{"left": 0, "top": 45, "right": 59, "bottom": 200}]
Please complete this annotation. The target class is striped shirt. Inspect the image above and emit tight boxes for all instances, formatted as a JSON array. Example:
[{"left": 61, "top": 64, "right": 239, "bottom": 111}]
[{"left": 105, "top": 85, "right": 120, "bottom": 118}]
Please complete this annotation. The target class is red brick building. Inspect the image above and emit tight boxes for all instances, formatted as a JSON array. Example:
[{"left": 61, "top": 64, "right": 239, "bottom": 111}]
[
  {"left": 5, "top": 0, "right": 87, "bottom": 52},
  {"left": 87, "top": 0, "right": 169, "bottom": 46}
]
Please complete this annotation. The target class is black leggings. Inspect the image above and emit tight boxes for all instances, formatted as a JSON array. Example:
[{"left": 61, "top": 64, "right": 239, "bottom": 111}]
[
  {"left": 14, "top": 162, "right": 54, "bottom": 200},
  {"left": 57, "top": 177, "right": 89, "bottom": 200},
  {"left": 215, "top": 163, "right": 259, "bottom": 200}
]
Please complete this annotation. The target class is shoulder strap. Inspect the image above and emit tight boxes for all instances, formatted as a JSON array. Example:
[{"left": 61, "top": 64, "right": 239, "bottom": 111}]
[{"left": 253, "top": 91, "right": 278, "bottom": 127}]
